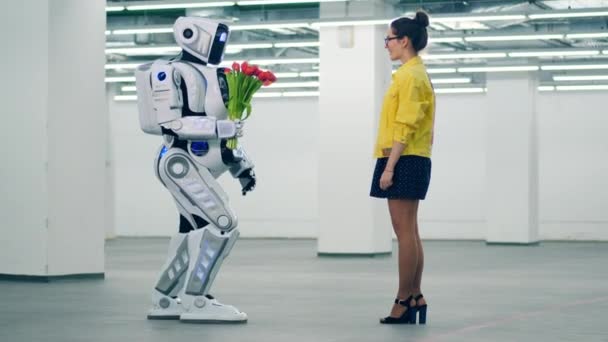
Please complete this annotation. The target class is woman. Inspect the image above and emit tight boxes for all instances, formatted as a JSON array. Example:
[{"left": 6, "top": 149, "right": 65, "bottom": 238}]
[{"left": 370, "top": 11, "right": 435, "bottom": 325}]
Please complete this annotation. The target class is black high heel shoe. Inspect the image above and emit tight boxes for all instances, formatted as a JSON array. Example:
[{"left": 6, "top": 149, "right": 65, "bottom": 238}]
[
  {"left": 412, "top": 294, "right": 428, "bottom": 325},
  {"left": 379, "top": 296, "right": 416, "bottom": 324}
]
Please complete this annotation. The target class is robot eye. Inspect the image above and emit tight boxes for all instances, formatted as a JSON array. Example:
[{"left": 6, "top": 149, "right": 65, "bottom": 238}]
[{"left": 183, "top": 29, "right": 194, "bottom": 39}]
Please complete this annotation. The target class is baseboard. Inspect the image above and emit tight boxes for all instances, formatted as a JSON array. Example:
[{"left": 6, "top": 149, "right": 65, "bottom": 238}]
[
  {"left": 317, "top": 251, "right": 391, "bottom": 258},
  {"left": 485, "top": 241, "right": 541, "bottom": 246},
  {"left": 0, "top": 273, "right": 105, "bottom": 282}
]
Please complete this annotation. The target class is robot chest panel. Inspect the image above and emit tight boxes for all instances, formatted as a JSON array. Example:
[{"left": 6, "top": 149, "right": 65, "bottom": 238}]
[{"left": 194, "top": 65, "right": 229, "bottom": 120}]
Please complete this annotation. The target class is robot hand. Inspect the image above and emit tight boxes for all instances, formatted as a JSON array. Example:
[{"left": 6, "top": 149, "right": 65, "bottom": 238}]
[{"left": 238, "top": 168, "right": 256, "bottom": 196}]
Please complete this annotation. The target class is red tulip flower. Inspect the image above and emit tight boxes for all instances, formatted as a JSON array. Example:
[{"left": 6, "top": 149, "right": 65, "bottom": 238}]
[
  {"left": 267, "top": 71, "right": 277, "bottom": 83},
  {"left": 224, "top": 61, "right": 278, "bottom": 149}
]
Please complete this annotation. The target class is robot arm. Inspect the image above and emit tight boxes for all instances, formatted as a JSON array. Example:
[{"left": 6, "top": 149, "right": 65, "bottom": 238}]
[
  {"left": 227, "top": 146, "right": 256, "bottom": 195},
  {"left": 143, "top": 61, "right": 238, "bottom": 140},
  {"left": 162, "top": 116, "right": 237, "bottom": 140}
]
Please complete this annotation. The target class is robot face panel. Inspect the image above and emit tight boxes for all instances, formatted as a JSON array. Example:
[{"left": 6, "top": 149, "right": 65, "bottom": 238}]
[{"left": 173, "top": 17, "right": 230, "bottom": 65}]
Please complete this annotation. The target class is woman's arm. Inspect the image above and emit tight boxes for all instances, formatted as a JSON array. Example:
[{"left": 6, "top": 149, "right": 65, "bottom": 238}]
[
  {"left": 385, "top": 141, "right": 406, "bottom": 172},
  {"left": 380, "top": 141, "right": 406, "bottom": 190}
]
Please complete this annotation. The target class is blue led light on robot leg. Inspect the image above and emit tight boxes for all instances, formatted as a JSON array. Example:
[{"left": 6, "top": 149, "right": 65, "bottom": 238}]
[{"left": 160, "top": 146, "right": 168, "bottom": 158}]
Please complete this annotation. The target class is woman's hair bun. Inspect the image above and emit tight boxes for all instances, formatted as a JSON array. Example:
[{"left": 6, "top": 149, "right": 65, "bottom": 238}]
[{"left": 414, "top": 11, "right": 429, "bottom": 28}]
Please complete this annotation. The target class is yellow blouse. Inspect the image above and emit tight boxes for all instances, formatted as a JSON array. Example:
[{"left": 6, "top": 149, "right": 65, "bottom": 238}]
[{"left": 374, "top": 56, "right": 435, "bottom": 158}]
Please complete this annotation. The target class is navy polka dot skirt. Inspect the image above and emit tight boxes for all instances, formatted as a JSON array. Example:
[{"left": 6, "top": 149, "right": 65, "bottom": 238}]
[{"left": 370, "top": 155, "right": 432, "bottom": 200}]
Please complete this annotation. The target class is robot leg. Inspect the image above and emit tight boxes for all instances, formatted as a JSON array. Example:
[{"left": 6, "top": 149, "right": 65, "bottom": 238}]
[
  {"left": 147, "top": 232, "right": 189, "bottom": 319},
  {"left": 158, "top": 148, "right": 246, "bottom": 323},
  {"left": 179, "top": 226, "right": 245, "bottom": 323}
]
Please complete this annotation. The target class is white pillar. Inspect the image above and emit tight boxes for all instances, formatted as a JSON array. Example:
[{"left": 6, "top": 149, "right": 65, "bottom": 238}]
[
  {"left": 317, "top": 1, "right": 393, "bottom": 255},
  {"left": 0, "top": 0, "right": 107, "bottom": 279},
  {"left": 485, "top": 72, "right": 539, "bottom": 244}
]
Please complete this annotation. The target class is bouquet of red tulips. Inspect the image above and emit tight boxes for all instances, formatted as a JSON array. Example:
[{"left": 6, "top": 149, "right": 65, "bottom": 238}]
[{"left": 224, "top": 61, "right": 277, "bottom": 149}]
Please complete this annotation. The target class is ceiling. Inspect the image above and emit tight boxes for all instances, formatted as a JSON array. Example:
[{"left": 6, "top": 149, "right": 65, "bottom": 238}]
[{"left": 106, "top": 0, "right": 608, "bottom": 99}]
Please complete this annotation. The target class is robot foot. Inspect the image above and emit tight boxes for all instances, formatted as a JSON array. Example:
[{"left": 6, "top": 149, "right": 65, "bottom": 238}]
[
  {"left": 147, "top": 294, "right": 184, "bottom": 320},
  {"left": 180, "top": 295, "right": 248, "bottom": 324}
]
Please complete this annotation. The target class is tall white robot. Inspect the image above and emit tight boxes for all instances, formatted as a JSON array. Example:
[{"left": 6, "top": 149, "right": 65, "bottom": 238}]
[{"left": 135, "top": 17, "right": 256, "bottom": 323}]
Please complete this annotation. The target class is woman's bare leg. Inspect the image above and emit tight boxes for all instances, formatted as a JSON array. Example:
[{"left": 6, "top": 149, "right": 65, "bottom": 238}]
[
  {"left": 388, "top": 198, "right": 418, "bottom": 317},
  {"left": 412, "top": 201, "right": 424, "bottom": 293}
]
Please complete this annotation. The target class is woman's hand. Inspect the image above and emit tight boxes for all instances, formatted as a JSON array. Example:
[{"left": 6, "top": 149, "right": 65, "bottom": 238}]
[{"left": 379, "top": 170, "right": 394, "bottom": 190}]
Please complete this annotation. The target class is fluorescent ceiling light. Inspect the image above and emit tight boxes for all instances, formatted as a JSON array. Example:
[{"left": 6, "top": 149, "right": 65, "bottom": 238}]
[
  {"left": 231, "top": 22, "right": 311, "bottom": 30},
  {"left": 229, "top": 43, "right": 273, "bottom": 49},
  {"left": 114, "top": 95, "right": 138, "bottom": 101},
  {"left": 457, "top": 65, "right": 539, "bottom": 72},
  {"left": 269, "top": 28, "right": 297, "bottom": 35},
  {"left": 283, "top": 91, "right": 319, "bottom": 97},
  {"left": 567, "top": 32, "right": 608, "bottom": 39},
  {"left": 555, "top": 85, "right": 608, "bottom": 91},
  {"left": 253, "top": 92, "right": 283, "bottom": 98},
  {"left": 465, "top": 34, "right": 563, "bottom": 42},
  {"left": 553, "top": 75, "right": 608, "bottom": 81},
  {"left": 110, "top": 23, "right": 312, "bottom": 34},
  {"left": 248, "top": 58, "right": 320, "bottom": 65},
  {"left": 430, "top": 37, "right": 464, "bottom": 43},
  {"left": 225, "top": 48, "right": 242, "bottom": 54},
  {"left": 105, "top": 63, "right": 144, "bottom": 70},
  {"left": 429, "top": 23, "right": 447, "bottom": 31},
  {"left": 273, "top": 72, "right": 300, "bottom": 78},
  {"left": 432, "top": 14, "right": 526, "bottom": 23},
  {"left": 106, "top": 42, "right": 136, "bottom": 47},
  {"left": 541, "top": 63, "right": 608, "bottom": 70},
  {"left": 427, "top": 68, "right": 458, "bottom": 74},
  {"left": 430, "top": 77, "right": 471, "bottom": 84},
  {"left": 299, "top": 71, "right": 320, "bottom": 77},
  {"left": 114, "top": 91, "right": 320, "bottom": 101},
  {"left": 508, "top": 50, "right": 599, "bottom": 57},
  {"left": 529, "top": 11, "right": 608, "bottom": 20},
  {"left": 223, "top": 57, "right": 319, "bottom": 67},
  {"left": 312, "top": 19, "right": 389, "bottom": 28},
  {"left": 267, "top": 81, "right": 319, "bottom": 88},
  {"left": 106, "top": 6, "right": 125, "bottom": 12},
  {"left": 434, "top": 87, "right": 486, "bottom": 94},
  {"left": 423, "top": 52, "right": 507, "bottom": 60},
  {"left": 106, "top": 46, "right": 181, "bottom": 56},
  {"left": 126, "top": 2, "right": 235, "bottom": 11},
  {"left": 112, "top": 27, "right": 174, "bottom": 35},
  {"left": 274, "top": 41, "right": 320, "bottom": 48},
  {"left": 538, "top": 86, "right": 555, "bottom": 91},
  {"left": 105, "top": 30, "right": 111, "bottom": 35},
  {"left": 105, "top": 77, "right": 136, "bottom": 83},
  {"left": 121, "top": 86, "right": 137, "bottom": 92},
  {"left": 238, "top": 0, "right": 346, "bottom": 5}
]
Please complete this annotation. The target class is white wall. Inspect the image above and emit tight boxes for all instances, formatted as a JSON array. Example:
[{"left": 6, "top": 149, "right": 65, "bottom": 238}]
[
  {"left": 418, "top": 94, "right": 488, "bottom": 239},
  {"left": 537, "top": 92, "right": 608, "bottom": 240},
  {"left": 318, "top": 24, "right": 393, "bottom": 254},
  {"left": 418, "top": 90, "right": 608, "bottom": 241},
  {"left": 0, "top": 0, "right": 106, "bottom": 276},
  {"left": 0, "top": 1, "right": 50, "bottom": 275},
  {"left": 46, "top": 0, "right": 107, "bottom": 275},
  {"left": 109, "top": 82, "right": 608, "bottom": 241}
]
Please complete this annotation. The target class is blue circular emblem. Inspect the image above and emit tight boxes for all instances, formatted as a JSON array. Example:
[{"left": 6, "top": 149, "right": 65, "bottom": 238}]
[
  {"left": 157, "top": 72, "right": 167, "bottom": 81},
  {"left": 190, "top": 141, "right": 209, "bottom": 157}
]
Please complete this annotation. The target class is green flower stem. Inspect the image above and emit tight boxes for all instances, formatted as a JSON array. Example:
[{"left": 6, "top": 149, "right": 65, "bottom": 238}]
[{"left": 225, "top": 69, "right": 265, "bottom": 149}]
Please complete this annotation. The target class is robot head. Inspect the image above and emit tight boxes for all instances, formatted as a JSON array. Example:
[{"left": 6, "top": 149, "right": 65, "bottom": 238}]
[{"left": 173, "top": 17, "right": 230, "bottom": 65}]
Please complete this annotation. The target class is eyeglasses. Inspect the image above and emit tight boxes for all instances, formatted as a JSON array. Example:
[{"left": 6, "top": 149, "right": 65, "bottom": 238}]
[{"left": 384, "top": 36, "right": 402, "bottom": 46}]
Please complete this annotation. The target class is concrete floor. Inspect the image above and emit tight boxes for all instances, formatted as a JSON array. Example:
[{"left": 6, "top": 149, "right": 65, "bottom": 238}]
[{"left": 1, "top": 238, "right": 608, "bottom": 342}]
